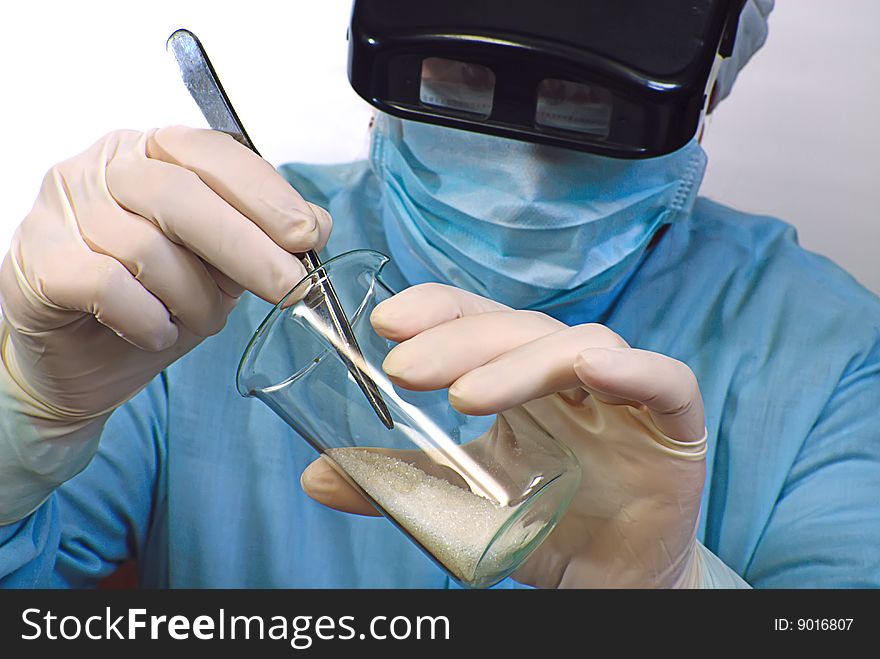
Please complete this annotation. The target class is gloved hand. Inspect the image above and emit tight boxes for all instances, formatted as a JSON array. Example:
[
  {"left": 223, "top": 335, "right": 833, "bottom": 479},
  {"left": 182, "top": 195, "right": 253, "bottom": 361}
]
[
  {"left": 0, "top": 127, "right": 331, "bottom": 524},
  {"left": 301, "top": 283, "right": 730, "bottom": 588}
]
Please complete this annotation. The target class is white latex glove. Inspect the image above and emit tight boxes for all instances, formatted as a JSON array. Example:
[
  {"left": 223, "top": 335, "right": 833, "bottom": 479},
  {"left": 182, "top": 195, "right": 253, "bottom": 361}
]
[
  {"left": 302, "top": 283, "right": 746, "bottom": 588},
  {"left": 0, "top": 127, "right": 331, "bottom": 524}
]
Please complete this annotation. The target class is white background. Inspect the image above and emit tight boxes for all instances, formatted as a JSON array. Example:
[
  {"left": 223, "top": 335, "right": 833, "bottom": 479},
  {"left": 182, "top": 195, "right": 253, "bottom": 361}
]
[{"left": 1, "top": 0, "right": 878, "bottom": 293}]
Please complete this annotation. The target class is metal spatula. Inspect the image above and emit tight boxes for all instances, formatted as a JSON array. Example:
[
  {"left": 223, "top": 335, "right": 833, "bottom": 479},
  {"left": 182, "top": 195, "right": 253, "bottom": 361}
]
[{"left": 167, "top": 28, "right": 394, "bottom": 430}]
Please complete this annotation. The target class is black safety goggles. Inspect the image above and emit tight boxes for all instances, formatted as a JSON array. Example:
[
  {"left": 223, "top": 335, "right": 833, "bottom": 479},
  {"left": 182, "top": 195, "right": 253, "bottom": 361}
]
[{"left": 348, "top": 0, "right": 745, "bottom": 159}]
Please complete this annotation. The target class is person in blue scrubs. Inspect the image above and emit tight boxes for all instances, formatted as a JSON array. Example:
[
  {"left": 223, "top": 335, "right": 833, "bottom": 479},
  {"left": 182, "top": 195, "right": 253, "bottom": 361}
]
[{"left": 1, "top": 1, "right": 878, "bottom": 588}]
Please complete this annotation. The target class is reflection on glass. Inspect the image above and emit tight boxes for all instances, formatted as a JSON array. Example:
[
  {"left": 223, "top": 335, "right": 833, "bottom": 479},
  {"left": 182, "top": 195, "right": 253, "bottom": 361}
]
[
  {"left": 420, "top": 57, "right": 495, "bottom": 117},
  {"left": 536, "top": 79, "right": 612, "bottom": 137}
]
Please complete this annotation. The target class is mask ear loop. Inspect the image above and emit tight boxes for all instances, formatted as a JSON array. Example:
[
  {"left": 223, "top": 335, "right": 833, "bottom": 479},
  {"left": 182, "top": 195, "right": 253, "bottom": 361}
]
[{"left": 696, "top": 52, "right": 726, "bottom": 144}]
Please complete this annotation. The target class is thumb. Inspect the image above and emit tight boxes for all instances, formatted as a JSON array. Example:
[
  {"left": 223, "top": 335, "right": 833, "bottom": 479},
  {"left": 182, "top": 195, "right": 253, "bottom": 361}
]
[{"left": 300, "top": 456, "right": 380, "bottom": 517}]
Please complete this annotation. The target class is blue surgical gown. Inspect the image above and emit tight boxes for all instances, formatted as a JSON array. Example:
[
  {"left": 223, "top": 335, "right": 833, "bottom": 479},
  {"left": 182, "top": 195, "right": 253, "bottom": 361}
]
[{"left": 1, "top": 160, "right": 879, "bottom": 588}]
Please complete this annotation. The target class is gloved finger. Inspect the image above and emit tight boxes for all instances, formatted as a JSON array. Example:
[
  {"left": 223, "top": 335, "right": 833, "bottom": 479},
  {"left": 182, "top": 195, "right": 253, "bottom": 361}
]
[
  {"left": 203, "top": 262, "right": 246, "bottom": 299},
  {"left": 300, "top": 456, "right": 380, "bottom": 517},
  {"left": 2, "top": 244, "right": 179, "bottom": 352},
  {"left": 574, "top": 347, "right": 705, "bottom": 441},
  {"left": 371, "top": 282, "right": 510, "bottom": 342},
  {"left": 145, "top": 126, "right": 326, "bottom": 254},
  {"left": 74, "top": 200, "right": 230, "bottom": 338},
  {"left": 306, "top": 201, "right": 334, "bottom": 253},
  {"left": 447, "top": 323, "right": 629, "bottom": 415},
  {"left": 108, "top": 155, "right": 307, "bottom": 304},
  {"left": 382, "top": 310, "right": 563, "bottom": 390}
]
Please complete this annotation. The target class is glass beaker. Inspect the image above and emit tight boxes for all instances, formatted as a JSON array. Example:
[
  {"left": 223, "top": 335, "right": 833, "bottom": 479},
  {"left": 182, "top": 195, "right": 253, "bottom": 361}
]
[{"left": 236, "top": 249, "right": 581, "bottom": 588}]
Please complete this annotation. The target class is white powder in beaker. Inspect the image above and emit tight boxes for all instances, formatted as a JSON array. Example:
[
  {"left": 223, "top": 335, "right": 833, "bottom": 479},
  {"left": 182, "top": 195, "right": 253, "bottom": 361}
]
[{"left": 326, "top": 448, "right": 529, "bottom": 583}]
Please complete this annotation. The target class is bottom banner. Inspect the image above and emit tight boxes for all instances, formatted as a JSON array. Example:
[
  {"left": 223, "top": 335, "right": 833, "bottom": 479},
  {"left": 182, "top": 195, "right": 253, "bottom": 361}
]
[{"left": 0, "top": 589, "right": 874, "bottom": 654}]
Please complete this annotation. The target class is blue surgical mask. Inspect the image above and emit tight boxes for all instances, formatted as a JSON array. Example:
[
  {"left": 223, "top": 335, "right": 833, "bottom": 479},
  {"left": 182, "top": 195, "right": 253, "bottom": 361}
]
[{"left": 369, "top": 113, "right": 707, "bottom": 312}]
